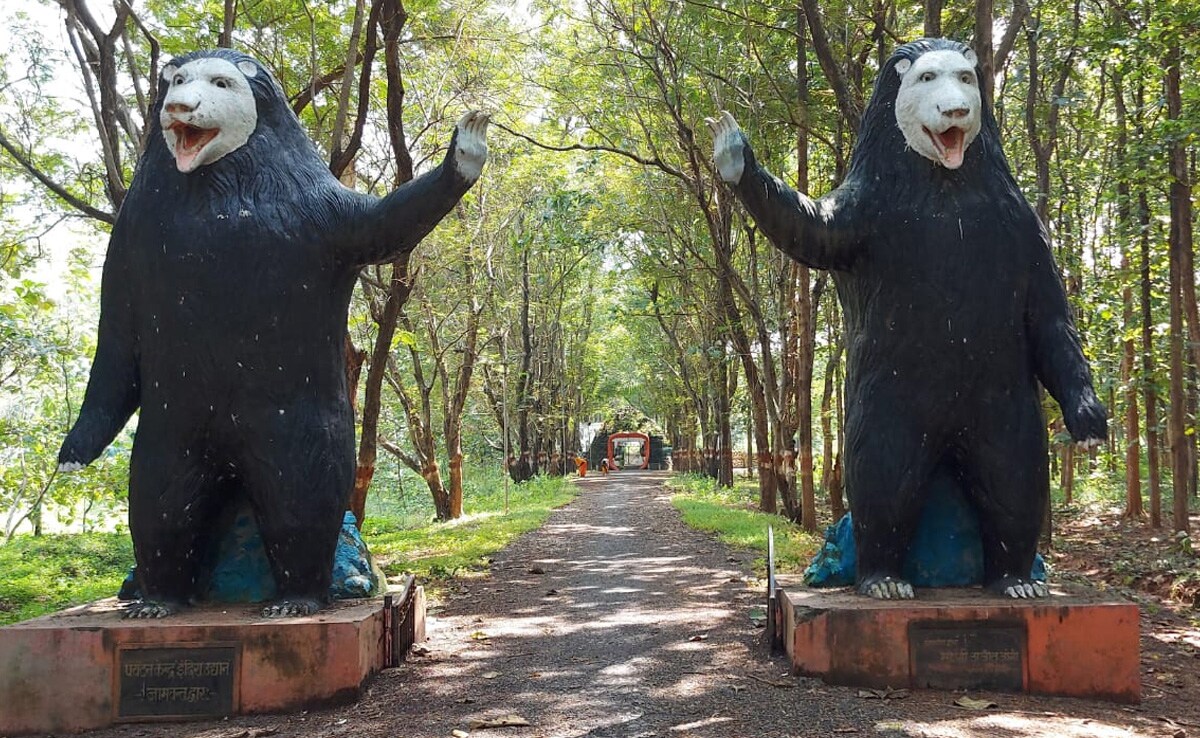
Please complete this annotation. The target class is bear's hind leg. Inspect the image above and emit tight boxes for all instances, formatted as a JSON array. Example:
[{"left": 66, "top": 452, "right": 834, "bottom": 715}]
[
  {"left": 847, "top": 414, "right": 940, "bottom": 600},
  {"left": 126, "top": 444, "right": 222, "bottom": 618},
  {"left": 962, "top": 396, "right": 1050, "bottom": 599},
  {"left": 243, "top": 429, "right": 351, "bottom": 618}
]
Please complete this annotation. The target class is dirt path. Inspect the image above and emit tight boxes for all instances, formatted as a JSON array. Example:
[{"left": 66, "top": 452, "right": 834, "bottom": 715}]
[{"left": 85, "top": 472, "right": 1195, "bottom": 738}]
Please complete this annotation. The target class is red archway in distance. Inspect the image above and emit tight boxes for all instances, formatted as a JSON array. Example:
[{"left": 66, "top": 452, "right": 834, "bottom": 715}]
[{"left": 607, "top": 432, "right": 650, "bottom": 470}]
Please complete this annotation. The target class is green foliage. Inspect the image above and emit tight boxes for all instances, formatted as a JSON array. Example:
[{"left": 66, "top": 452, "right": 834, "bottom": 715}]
[
  {"left": 666, "top": 473, "right": 821, "bottom": 574},
  {"left": 363, "top": 472, "right": 575, "bottom": 588},
  {"left": 0, "top": 533, "right": 133, "bottom": 625}
]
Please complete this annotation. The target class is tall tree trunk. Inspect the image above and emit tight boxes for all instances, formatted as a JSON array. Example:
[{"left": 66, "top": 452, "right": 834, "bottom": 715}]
[
  {"left": 347, "top": 0, "right": 411, "bottom": 527},
  {"left": 793, "top": 4, "right": 817, "bottom": 531},
  {"left": 1166, "top": 40, "right": 1193, "bottom": 535},
  {"left": 924, "top": 0, "right": 943, "bottom": 38},
  {"left": 1114, "top": 72, "right": 1143, "bottom": 519},
  {"left": 219, "top": 0, "right": 235, "bottom": 48}
]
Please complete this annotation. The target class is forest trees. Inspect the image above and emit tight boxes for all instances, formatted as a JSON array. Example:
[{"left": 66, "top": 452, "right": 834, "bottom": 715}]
[{"left": 1, "top": 0, "right": 1197, "bottom": 536}]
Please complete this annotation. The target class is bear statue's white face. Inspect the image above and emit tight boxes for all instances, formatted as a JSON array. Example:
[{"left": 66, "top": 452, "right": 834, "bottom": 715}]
[
  {"left": 160, "top": 58, "right": 260, "bottom": 173},
  {"left": 893, "top": 49, "right": 982, "bottom": 170}
]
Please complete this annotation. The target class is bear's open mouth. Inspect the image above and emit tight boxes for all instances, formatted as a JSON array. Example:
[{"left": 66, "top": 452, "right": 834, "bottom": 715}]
[
  {"left": 168, "top": 121, "right": 219, "bottom": 172},
  {"left": 924, "top": 125, "right": 966, "bottom": 169}
]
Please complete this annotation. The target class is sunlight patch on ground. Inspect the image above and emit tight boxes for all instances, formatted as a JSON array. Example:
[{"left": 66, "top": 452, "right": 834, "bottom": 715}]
[
  {"left": 887, "top": 714, "right": 1151, "bottom": 737},
  {"left": 670, "top": 715, "right": 734, "bottom": 732},
  {"left": 1149, "top": 626, "right": 1200, "bottom": 649},
  {"left": 543, "top": 522, "right": 637, "bottom": 537}
]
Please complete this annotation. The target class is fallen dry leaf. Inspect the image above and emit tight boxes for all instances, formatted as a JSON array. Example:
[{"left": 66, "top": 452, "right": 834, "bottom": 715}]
[
  {"left": 953, "top": 696, "right": 999, "bottom": 710},
  {"left": 481, "top": 671, "right": 501, "bottom": 679},
  {"left": 451, "top": 730, "right": 470, "bottom": 738},
  {"left": 688, "top": 634, "right": 709, "bottom": 642},
  {"left": 468, "top": 715, "right": 532, "bottom": 729}
]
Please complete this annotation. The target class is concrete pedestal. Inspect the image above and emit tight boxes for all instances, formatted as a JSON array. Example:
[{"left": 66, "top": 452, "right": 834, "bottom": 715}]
[
  {"left": 776, "top": 579, "right": 1139, "bottom": 703},
  {"left": 0, "top": 578, "right": 424, "bottom": 735}
]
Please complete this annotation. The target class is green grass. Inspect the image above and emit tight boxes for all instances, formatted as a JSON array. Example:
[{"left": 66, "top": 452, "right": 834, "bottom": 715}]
[
  {"left": 666, "top": 473, "right": 822, "bottom": 576},
  {"left": 0, "top": 466, "right": 576, "bottom": 624},
  {"left": 0, "top": 533, "right": 134, "bottom": 625},
  {"left": 362, "top": 473, "right": 575, "bottom": 593}
]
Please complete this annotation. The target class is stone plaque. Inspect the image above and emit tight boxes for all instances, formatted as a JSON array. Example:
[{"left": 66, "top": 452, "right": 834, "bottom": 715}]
[
  {"left": 910, "top": 622, "right": 1025, "bottom": 690},
  {"left": 116, "top": 644, "right": 238, "bottom": 719}
]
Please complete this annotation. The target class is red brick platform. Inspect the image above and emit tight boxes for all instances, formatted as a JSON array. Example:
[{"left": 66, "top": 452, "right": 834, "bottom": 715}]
[
  {"left": 0, "top": 578, "right": 424, "bottom": 735},
  {"left": 776, "top": 579, "right": 1139, "bottom": 703}
]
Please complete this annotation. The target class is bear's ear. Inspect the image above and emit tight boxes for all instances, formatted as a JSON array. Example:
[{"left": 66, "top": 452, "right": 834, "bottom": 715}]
[
  {"left": 895, "top": 58, "right": 912, "bottom": 77},
  {"left": 963, "top": 48, "right": 978, "bottom": 66},
  {"left": 236, "top": 60, "right": 258, "bottom": 79},
  {"left": 161, "top": 63, "right": 178, "bottom": 83}
]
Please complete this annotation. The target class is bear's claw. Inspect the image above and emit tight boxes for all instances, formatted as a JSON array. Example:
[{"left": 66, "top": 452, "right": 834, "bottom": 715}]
[
  {"left": 123, "top": 600, "right": 183, "bottom": 619},
  {"left": 261, "top": 598, "right": 322, "bottom": 618},
  {"left": 858, "top": 575, "right": 914, "bottom": 600},
  {"left": 988, "top": 577, "right": 1049, "bottom": 599}
]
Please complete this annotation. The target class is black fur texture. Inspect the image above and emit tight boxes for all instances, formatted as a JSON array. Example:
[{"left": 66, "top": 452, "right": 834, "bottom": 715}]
[
  {"left": 59, "top": 49, "right": 479, "bottom": 613},
  {"left": 726, "top": 38, "right": 1107, "bottom": 595}
]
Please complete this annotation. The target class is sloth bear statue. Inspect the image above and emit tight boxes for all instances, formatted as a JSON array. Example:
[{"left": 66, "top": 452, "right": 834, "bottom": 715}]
[
  {"left": 709, "top": 38, "right": 1106, "bottom": 600},
  {"left": 58, "top": 49, "right": 488, "bottom": 618}
]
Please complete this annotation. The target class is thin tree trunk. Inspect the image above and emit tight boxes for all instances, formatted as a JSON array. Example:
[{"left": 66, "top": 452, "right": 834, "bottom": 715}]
[
  {"left": 974, "top": 0, "right": 995, "bottom": 104},
  {"left": 1136, "top": 78, "right": 1162, "bottom": 528},
  {"left": 795, "top": 4, "right": 816, "bottom": 531}
]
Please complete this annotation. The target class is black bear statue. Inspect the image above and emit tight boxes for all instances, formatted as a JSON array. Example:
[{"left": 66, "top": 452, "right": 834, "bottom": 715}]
[
  {"left": 708, "top": 38, "right": 1106, "bottom": 600},
  {"left": 58, "top": 49, "right": 489, "bottom": 618}
]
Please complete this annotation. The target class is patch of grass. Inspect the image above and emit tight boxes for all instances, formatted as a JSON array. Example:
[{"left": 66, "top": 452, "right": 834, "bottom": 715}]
[
  {"left": 0, "top": 533, "right": 134, "bottom": 625},
  {"left": 0, "top": 466, "right": 576, "bottom": 624},
  {"left": 363, "top": 472, "right": 576, "bottom": 594},
  {"left": 666, "top": 473, "right": 821, "bottom": 575}
]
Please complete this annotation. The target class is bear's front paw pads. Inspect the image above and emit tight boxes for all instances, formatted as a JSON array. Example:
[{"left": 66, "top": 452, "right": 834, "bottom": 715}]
[
  {"left": 262, "top": 599, "right": 322, "bottom": 619},
  {"left": 704, "top": 110, "right": 745, "bottom": 184},
  {"left": 859, "top": 576, "right": 914, "bottom": 600},
  {"left": 123, "top": 600, "right": 181, "bottom": 619},
  {"left": 453, "top": 110, "right": 489, "bottom": 182}
]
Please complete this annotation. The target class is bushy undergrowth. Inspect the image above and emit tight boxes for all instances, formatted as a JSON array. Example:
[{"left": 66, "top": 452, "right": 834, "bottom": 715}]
[
  {"left": 0, "top": 464, "right": 575, "bottom": 624},
  {"left": 665, "top": 473, "right": 822, "bottom": 576},
  {"left": 0, "top": 533, "right": 133, "bottom": 625}
]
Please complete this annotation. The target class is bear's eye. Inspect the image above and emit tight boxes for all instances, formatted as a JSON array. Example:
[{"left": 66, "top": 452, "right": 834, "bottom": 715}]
[
  {"left": 173, "top": 74, "right": 185, "bottom": 86},
  {"left": 959, "top": 72, "right": 975, "bottom": 84},
  {"left": 920, "top": 71, "right": 936, "bottom": 82},
  {"left": 213, "top": 77, "right": 230, "bottom": 89}
]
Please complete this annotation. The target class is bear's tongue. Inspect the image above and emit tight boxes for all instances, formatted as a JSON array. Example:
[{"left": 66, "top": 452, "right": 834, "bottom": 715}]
[
  {"left": 170, "top": 122, "right": 219, "bottom": 171},
  {"left": 927, "top": 126, "right": 966, "bottom": 168}
]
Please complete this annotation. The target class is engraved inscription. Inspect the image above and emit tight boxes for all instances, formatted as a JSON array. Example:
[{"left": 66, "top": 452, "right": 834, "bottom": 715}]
[
  {"left": 117, "top": 645, "right": 238, "bottom": 719},
  {"left": 910, "top": 623, "right": 1025, "bottom": 690}
]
